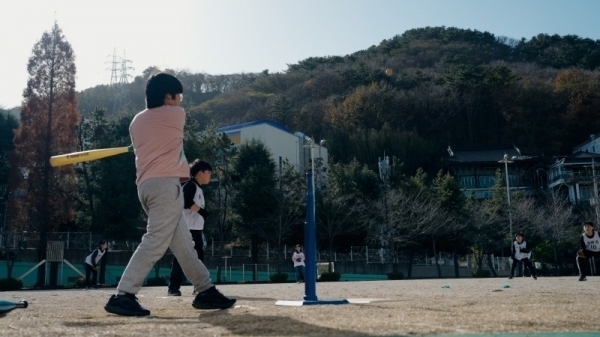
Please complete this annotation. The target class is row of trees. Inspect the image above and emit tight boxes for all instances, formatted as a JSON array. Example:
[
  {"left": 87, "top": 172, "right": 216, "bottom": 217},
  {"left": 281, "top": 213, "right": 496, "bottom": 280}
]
[{"left": 4, "top": 101, "right": 586, "bottom": 279}]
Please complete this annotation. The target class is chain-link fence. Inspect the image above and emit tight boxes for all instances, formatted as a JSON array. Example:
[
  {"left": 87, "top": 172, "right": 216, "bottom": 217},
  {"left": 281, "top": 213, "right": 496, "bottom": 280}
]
[
  {"left": 1, "top": 233, "right": 514, "bottom": 271},
  {"left": 461, "top": 254, "right": 512, "bottom": 271},
  {"left": 0, "top": 231, "right": 134, "bottom": 252}
]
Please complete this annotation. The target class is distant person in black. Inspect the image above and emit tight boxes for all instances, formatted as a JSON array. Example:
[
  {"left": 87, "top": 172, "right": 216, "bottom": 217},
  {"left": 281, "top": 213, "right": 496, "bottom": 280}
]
[{"left": 84, "top": 240, "right": 108, "bottom": 289}]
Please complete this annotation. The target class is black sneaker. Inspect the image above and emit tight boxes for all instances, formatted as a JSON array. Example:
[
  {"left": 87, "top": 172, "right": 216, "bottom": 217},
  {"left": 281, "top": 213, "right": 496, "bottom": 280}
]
[
  {"left": 508, "top": 276, "right": 513, "bottom": 279},
  {"left": 531, "top": 275, "right": 537, "bottom": 280},
  {"left": 104, "top": 294, "right": 151, "bottom": 316},
  {"left": 168, "top": 289, "right": 182, "bottom": 296},
  {"left": 579, "top": 275, "right": 587, "bottom": 281},
  {"left": 192, "top": 286, "right": 236, "bottom": 309}
]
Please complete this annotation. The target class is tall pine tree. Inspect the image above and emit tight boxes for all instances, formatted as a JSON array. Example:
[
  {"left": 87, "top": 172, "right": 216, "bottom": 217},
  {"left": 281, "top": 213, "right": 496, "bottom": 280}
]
[
  {"left": 13, "top": 22, "right": 79, "bottom": 285},
  {"left": 232, "top": 139, "right": 277, "bottom": 280}
]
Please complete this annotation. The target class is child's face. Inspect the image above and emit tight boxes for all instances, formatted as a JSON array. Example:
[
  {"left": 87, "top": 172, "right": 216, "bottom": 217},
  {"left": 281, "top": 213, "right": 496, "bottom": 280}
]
[
  {"left": 515, "top": 235, "right": 523, "bottom": 243},
  {"left": 195, "top": 170, "right": 212, "bottom": 185},
  {"left": 584, "top": 224, "right": 595, "bottom": 236}
]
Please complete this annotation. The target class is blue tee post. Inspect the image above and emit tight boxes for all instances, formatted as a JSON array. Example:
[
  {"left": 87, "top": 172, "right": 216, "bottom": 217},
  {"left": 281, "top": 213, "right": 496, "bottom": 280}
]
[
  {"left": 275, "top": 138, "right": 347, "bottom": 306},
  {"left": 303, "top": 170, "right": 318, "bottom": 302}
]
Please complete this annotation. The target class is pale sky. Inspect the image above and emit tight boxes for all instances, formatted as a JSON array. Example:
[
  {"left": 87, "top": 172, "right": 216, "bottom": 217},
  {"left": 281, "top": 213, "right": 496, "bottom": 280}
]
[{"left": 1, "top": 0, "right": 599, "bottom": 109}]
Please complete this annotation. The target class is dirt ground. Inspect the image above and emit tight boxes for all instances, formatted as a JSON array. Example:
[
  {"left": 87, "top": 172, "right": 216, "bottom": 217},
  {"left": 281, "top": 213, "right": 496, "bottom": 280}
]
[{"left": 1, "top": 276, "right": 599, "bottom": 336}]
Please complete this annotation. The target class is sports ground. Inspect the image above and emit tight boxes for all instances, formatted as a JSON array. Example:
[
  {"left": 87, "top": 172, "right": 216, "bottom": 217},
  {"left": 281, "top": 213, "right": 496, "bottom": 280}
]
[{"left": 1, "top": 277, "right": 599, "bottom": 336}]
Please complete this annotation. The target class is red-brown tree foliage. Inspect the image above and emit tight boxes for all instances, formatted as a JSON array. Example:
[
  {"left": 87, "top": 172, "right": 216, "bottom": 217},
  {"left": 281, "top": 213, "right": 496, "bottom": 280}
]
[{"left": 12, "top": 22, "right": 79, "bottom": 285}]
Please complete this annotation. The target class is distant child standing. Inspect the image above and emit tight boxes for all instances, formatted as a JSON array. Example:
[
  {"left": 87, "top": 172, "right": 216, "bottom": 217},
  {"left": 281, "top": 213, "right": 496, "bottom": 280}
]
[
  {"left": 577, "top": 221, "right": 600, "bottom": 281},
  {"left": 292, "top": 244, "right": 305, "bottom": 283},
  {"left": 84, "top": 240, "right": 108, "bottom": 289},
  {"left": 509, "top": 233, "right": 537, "bottom": 280},
  {"left": 104, "top": 73, "right": 235, "bottom": 317}
]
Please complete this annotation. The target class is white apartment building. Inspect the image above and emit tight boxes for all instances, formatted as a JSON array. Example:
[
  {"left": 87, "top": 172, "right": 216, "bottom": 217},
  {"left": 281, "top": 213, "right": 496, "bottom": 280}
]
[{"left": 549, "top": 133, "right": 600, "bottom": 205}]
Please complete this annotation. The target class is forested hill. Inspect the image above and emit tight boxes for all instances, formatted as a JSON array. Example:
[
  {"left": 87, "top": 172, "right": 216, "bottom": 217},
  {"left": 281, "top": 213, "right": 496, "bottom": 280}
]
[{"left": 78, "top": 26, "right": 600, "bottom": 176}]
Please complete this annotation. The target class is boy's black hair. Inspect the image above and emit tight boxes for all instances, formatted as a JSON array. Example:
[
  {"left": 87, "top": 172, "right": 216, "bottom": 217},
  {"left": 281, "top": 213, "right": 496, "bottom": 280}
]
[
  {"left": 515, "top": 233, "right": 524, "bottom": 238},
  {"left": 99, "top": 240, "right": 107, "bottom": 246},
  {"left": 190, "top": 159, "right": 212, "bottom": 177},
  {"left": 145, "top": 72, "right": 183, "bottom": 109},
  {"left": 584, "top": 221, "right": 595, "bottom": 227}
]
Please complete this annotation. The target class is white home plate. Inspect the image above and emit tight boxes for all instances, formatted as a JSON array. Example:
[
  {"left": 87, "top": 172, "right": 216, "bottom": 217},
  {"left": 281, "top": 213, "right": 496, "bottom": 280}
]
[
  {"left": 275, "top": 300, "right": 304, "bottom": 306},
  {"left": 275, "top": 298, "right": 382, "bottom": 306},
  {"left": 346, "top": 298, "right": 383, "bottom": 304}
]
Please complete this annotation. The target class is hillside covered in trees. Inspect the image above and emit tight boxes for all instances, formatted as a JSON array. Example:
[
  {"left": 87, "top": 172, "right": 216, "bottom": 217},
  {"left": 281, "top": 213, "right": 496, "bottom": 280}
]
[
  {"left": 3, "top": 26, "right": 600, "bottom": 281},
  {"left": 78, "top": 26, "right": 600, "bottom": 176}
]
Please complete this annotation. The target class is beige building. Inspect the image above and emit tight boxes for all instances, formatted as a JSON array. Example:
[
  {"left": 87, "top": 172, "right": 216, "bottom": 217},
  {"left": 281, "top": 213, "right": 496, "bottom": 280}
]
[{"left": 217, "top": 120, "right": 327, "bottom": 173}]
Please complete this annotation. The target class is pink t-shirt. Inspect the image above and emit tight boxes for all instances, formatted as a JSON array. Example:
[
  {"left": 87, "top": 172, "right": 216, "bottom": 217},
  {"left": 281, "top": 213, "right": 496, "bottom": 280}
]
[{"left": 129, "top": 105, "right": 189, "bottom": 186}]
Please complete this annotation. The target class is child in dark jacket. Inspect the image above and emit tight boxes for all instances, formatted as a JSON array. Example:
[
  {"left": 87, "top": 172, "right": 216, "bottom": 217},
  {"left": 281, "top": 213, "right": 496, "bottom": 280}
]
[{"left": 84, "top": 240, "right": 108, "bottom": 289}]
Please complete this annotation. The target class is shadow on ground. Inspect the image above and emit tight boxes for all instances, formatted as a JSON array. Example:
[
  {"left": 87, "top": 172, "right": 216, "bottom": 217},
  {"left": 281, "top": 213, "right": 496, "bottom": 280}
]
[{"left": 63, "top": 310, "right": 381, "bottom": 337}]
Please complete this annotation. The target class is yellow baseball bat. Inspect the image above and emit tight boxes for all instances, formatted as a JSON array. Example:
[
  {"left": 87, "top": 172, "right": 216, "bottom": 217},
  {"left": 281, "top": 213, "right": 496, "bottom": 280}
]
[{"left": 50, "top": 145, "right": 133, "bottom": 167}]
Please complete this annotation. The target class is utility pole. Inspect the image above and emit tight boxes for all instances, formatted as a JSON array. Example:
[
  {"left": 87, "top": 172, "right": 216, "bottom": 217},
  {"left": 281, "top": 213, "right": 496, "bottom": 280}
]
[
  {"left": 499, "top": 154, "right": 514, "bottom": 239},
  {"left": 593, "top": 158, "right": 599, "bottom": 224},
  {"left": 377, "top": 154, "right": 390, "bottom": 249}
]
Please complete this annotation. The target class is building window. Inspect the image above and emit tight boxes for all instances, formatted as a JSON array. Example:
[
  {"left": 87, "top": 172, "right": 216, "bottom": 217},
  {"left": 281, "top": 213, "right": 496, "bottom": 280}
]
[
  {"left": 479, "top": 176, "right": 495, "bottom": 187},
  {"left": 460, "top": 176, "right": 475, "bottom": 188},
  {"left": 480, "top": 190, "right": 491, "bottom": 199},
  {"left": 580, "top": 186, "right": 595, "bottom": 201},
  {"left": 508, "top": 175, "right": 519, "bottom": 187}
]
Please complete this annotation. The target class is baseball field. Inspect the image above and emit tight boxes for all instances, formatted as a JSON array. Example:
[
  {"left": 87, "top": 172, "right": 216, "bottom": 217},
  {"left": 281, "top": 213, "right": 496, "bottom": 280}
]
[{"left": 1, "top": 277, "right": 599, "bottom": 336}]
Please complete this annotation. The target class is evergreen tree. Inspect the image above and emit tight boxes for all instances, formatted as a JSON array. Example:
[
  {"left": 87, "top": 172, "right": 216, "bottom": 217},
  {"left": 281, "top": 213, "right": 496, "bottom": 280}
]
[
  {"left": 319, "top": 159, "right": 379, "bottom": 272},
  {"left": 0, "top": 110, "right": 19, "bottom": 277},
  {"left": 431, "top": 170, "right": 467, "bottom": 277},
  {"left": 267, "top": 159, "right": 304, "bottom": 273},
  {"left": 232, "top": 139, "right": 277, "bottom": 280},
  {"left": 0, "top": 111, "right": 19, "bottom": 201},
  {"left": 186, "top": 123, "right": 238, "bottom": 283},
  {"left": 75, "top": 108, "right": 140, "bottom": 241}
]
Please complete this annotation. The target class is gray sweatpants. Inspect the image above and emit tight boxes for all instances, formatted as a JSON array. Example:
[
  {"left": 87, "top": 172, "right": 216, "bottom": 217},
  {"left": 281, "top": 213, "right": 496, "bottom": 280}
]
[{"left": 117, "top": 177, "right": 212, "bottom": 295}]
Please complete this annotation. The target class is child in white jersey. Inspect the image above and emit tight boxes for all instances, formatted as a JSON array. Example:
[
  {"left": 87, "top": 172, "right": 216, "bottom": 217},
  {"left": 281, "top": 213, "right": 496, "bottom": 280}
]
[
  {"left": 577, "top": 221, "right": 600, "bottom": 281},
  {"left": 509, "top": 233, "right": 537, "bottom": 280},
  {"left": 167, "top": 159, "right": 212, "bottom": 296}
]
